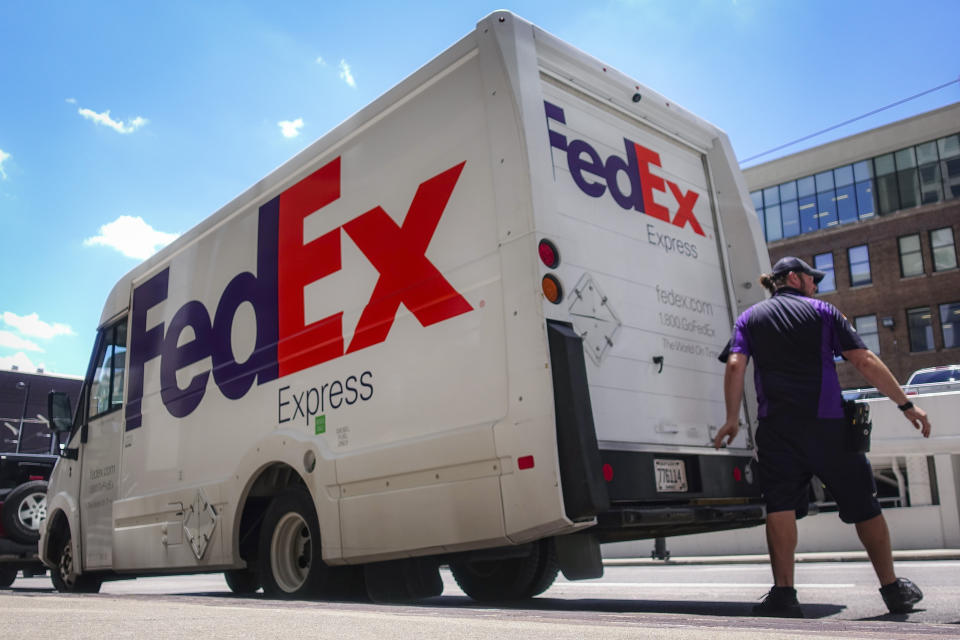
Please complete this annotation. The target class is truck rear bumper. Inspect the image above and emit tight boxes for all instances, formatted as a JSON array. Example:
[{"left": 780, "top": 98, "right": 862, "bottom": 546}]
[{"left": 593, "top": 502, "right": 766, "bottom": 542}]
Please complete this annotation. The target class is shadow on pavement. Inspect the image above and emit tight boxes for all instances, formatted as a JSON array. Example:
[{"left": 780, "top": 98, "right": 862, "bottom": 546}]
[
  {"left": 425, "top": 595, "right": 847, "bottom": 619},
  {"left": 857, "top": 609, "right": 933, "bottom": 622}
]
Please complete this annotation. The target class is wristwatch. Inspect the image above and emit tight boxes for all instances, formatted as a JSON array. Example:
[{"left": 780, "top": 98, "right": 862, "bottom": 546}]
[{"left": 898, "top": 401, "right": 914, "bottom": 412}]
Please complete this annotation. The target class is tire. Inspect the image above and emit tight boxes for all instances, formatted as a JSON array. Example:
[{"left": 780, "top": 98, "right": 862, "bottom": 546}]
[
  {"left": 257, "top": 488, "right": 332, "bottom": 599},
  {"left": 50, "top": 533, "right": 101, "bottom": 594},
  {"left": 449, "top": 538, "right": 559, "bottom": 602},
  {"left": 1, "top": 480, "right": 48, "bottom": 545},
  {"left": 0, "top": 566, "right": 17, "bottom": 588},
  {"left": 224, "top": 568, "right": 261, "bottom": 595}
]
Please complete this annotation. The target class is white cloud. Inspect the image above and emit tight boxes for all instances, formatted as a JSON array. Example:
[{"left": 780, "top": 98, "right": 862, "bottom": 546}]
[
  {"left": 1, "top": 312, "right": 74, "bottom": 339},
  {"left": 0, "top": 352, "right": 44, "bottom": 373},
  {"left": 338, "top": 59, "right": 356, "bottom": 88},
  {"left": 84, "top": 215, "right": 179, "bottom": 259},
  {"left": 78, "top": 107, "right": 148, "bottom": 134},
  {"left": 0, "top": 331, "right": 42, "bottom": 352},
  {"left": 0, "top": 148, "right": 10, "bottom": 180},
  {"left": 66, "top": 97, "right": 77, "bottom": 104},
  {"left": 278, "top": 118, "right": 304, "bottom": 138},
  {"left": 315, "top": 56, "right": 326, "bottom": 66}
]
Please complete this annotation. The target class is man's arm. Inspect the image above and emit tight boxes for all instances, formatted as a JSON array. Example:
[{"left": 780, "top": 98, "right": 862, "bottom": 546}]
[
  {"left": 842, "top": 348, "right": 931, "bottom": 438},
  {"left": 714, "top": 352, "right": 748, "bottom": 449}
]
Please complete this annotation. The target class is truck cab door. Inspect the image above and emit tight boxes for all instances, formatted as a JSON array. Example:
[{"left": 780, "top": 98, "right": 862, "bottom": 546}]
[{"left": 77, "top": 319, "right": 127, "bottom": 570}]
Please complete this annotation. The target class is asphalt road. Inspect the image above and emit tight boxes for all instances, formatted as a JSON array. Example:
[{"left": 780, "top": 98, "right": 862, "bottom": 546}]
[{"left": 1, "top": 560, "right": 958, "bottom": 639}]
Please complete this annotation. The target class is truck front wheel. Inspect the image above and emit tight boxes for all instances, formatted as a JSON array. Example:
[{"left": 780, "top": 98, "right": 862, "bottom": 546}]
[
  {"left": 258, "top": 488, "right": 332, "bottom": 598},
  {"left": 50, "top": 533, "right": 101, "bottom": 594},
  {"left": 449, "top": 538, "right": 559, "bottom": 601}
]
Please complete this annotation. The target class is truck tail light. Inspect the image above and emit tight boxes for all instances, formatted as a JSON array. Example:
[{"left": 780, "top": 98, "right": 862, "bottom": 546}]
[
  {"left": 518, "top": 455, "right": 535, "bottom": 470},
  {"left": 538, "top": 238, "right": 560, "bottom": 268},
  {"left": 602, "top": 463, "right": 614, "bottom": 482}
]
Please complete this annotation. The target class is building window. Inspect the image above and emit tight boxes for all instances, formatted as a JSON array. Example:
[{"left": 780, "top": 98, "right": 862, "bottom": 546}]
[
  {"left": 814, "top": 252, "right": 835, "bottom": 293},
  {"left": 938, "top": 134, "right": 960, "bottom": 199},
  {"left": 799, "top": 196, "right": 818, "bottom": 233},
  {"left": 764, "top": 204, "right": 782, "bottom": 242},
  {"left": 917, "top": 141, "right": 943, "bottom": 204},
  {"left": 855, "top": 315, "right": 880, "bottom": 354},
  {"left": 941, "top": 302, "right": 960, "bottom": 349},
  {"left": 895, "top": 147, "right": 921, "bottom": 209},
  {"left": 907, "top": 307, "right": 935, "bottom": 352},
  {"left": 898, "top": 234, "right": 924, "bottom": 277},
  {"left": 930, "top": 227, "right": 958, "bottom": 272},
  {"left": 780, "top": 200, "right": 800, "bottom": 237},
  {"left": 874, "top": 154, "right": 899, "bottom": 215},
  {"left": 848, "top": 245, "right": 871, "bottom": 286},
  {"left": 853, "top": 160, "right": 875, "bottom": 219}
]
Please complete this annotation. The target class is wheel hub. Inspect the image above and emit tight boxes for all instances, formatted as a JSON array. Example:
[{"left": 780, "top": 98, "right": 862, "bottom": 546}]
[{"left": 270, "top": 512, "right": 312, "bottom": 593}]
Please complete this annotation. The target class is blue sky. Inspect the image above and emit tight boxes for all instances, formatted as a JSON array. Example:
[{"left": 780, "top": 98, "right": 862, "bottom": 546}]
[{"left": 1, "top": 0, "right": 958, "bottom": 377}]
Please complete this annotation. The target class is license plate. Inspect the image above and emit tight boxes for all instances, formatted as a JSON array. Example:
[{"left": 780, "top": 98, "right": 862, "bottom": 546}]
[{"left": 654, "top": 459, "right": 688, "bottom": 492}]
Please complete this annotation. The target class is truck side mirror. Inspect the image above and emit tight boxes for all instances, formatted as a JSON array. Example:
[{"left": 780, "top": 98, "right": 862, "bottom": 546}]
[{"left": 47, "top": 391, "right": 73, "bottom": 433}]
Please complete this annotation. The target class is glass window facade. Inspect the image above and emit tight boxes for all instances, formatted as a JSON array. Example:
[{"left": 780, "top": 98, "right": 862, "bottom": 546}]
[
  {"left": 907, "top": 307, "right": 935, "bottom": 352},
  {"left": 848, "top": 244, "right": 871, "bottom": 286},
  {"left": 898, "top": 234, "right": 924, "bottom": 277},
  {"left": 931, "top": 227, "right": 958, "bottom": 272},
  {"left": 855, "top": 315, "right": 880, "bottom": 354},
  {"left": 751, "top": 131, "right": 960, "bottom": 243},
  {"left": 814, "top": 252, "right": 836, "bottom": 293},
  {"left": 941, "top": 302, "right": 960, "bottom": 349}
]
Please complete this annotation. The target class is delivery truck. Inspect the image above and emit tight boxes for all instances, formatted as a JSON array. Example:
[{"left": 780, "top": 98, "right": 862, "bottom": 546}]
[{"left": 41, "top": 11, "right": 770, "bottom": 601}]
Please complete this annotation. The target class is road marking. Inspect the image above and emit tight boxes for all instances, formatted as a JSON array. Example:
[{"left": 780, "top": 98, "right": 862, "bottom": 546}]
[{"left": 553, "top": 582, "right": 855, "bottom": 589}]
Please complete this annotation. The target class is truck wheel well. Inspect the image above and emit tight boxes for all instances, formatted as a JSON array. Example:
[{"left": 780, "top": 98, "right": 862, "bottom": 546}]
[
  {"left": 44, "top": 511, "right": 69, "bottom": 562},
  {"left": 236, "top": 463, "right": 307, "bottom": 563}
]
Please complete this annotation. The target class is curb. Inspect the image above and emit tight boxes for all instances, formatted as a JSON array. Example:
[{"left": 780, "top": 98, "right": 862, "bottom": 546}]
[{"left": 603, "top": 549, "right": 960, "bottom": 566}]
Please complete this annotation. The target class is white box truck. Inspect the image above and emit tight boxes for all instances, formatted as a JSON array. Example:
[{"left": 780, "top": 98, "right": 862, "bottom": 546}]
[{"left": 41, "top": 11, "right": 770, "bottom": 601}]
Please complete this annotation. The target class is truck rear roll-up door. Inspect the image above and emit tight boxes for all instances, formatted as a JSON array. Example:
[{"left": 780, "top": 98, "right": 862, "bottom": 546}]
[{"left": 547, "top": 320, "right": 610, "bottom": 521}]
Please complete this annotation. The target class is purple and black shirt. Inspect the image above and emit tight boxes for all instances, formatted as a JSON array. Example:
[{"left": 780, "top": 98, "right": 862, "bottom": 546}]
[{"left": 726, "top": 287, "right": 866, "bottom": 420}]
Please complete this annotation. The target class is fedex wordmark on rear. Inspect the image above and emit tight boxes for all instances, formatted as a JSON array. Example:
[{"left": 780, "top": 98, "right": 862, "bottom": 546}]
[
  {"left": 544, "top": 101, "right": 705, "bottom": 238},
  {"left": 125, "top": 158, "right": 473, "bottom": 429}
]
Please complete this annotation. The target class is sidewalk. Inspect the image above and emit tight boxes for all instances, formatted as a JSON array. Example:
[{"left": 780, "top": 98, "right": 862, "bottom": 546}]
[{"left": 604, "top": 548, "right": 960, "bottom": 566}]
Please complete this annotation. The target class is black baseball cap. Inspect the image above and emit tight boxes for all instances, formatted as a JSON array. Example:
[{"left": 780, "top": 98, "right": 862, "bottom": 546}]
[{"left": 771, "top": 256, "right": 826, "bottom": 284}]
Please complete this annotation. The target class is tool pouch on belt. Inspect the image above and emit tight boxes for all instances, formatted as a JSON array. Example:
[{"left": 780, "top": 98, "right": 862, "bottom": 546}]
[{"left": 843, "top": 399, "right": 872, "bottom": 453}]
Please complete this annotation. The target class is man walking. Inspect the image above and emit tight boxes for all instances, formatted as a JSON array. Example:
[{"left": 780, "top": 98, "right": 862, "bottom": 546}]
[{"left": 713, "top": 256, "right": 931, "bottom": 617}]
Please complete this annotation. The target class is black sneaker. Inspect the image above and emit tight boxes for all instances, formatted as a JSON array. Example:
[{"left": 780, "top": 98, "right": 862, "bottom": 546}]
[
  {"left": 880, "top": 577, "right": 923, "bottom": 613},
  {"left": 753, "top": 586, "right": 804, "bottom": 618}
]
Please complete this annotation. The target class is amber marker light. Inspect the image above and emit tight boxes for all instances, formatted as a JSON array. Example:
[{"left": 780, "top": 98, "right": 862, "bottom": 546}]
[{"left": 542, "top": 274, "right": 563, "bottom": 304}]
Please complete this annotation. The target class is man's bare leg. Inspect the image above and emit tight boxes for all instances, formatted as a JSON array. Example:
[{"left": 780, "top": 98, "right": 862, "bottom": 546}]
[
  {"left": 766, "top": 510, "right": 797, "bottom": 586},
  {"left": 855, "top": 513, "right": 896, "bottom": 586}
]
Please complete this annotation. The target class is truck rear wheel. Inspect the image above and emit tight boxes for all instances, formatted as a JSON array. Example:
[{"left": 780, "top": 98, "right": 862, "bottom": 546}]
[
  {"left": 258, "top": 488, "right": 331, "bottom": 599},
  {"left": 224, "top": 568, "right": 260, "bottom": 594},
  {"left": 449, "top": 538, "right": 559, "bottom": 601},
  {"left": 0, "top": 566, "right": 17, "bottom": 588},
  {"left": 50, "top": 533, "right": 101, "bottom": 594},
  {"left": 1, "top": 480, "right": 48, "bottom": 545}
]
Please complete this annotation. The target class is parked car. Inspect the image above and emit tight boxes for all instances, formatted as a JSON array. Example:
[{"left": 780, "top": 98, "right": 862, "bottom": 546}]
[{"left": 906, "top": 365, "right": 960, "bottom": 385}]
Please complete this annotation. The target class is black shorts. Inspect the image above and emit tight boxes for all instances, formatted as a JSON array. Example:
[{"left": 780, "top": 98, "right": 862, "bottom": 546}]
[{"left": 756, "top": 417, "right": 881, "bottom": 524}]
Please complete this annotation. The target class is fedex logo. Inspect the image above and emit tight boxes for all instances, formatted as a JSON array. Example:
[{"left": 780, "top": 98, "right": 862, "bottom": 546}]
[
  {"left": 544, "top": 101, "right": 705, "bottom": 237},
  {"left": 125, "top": 158, "right": 472, "bottom": 429}
]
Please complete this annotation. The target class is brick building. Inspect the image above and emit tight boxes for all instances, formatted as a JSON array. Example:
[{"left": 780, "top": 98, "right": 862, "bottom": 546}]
[{"left": 743, "top": 103, "right": 960, "bottom": 388}]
